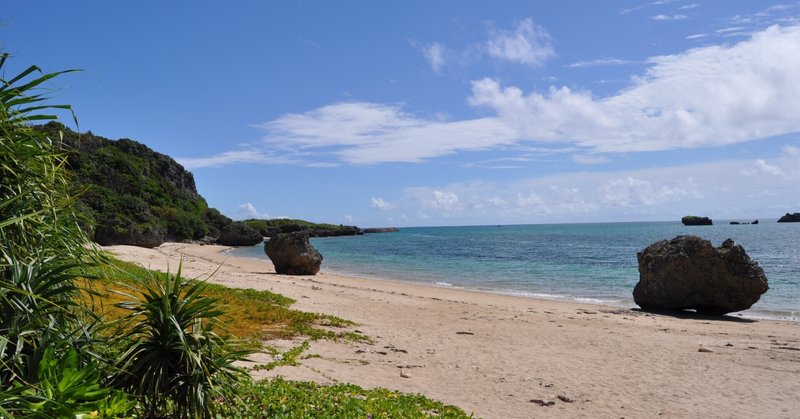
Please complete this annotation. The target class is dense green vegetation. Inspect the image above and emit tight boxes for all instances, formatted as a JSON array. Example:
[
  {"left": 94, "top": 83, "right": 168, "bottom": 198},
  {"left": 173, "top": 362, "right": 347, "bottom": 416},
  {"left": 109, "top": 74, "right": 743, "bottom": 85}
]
[
  {"left": 0, "top": 53, "right": 469, "bottom": 418},
  {"left": 36, "top": 121, "right": 226, "bottom": 247},
  {"left": 244, "top": 217, "right": 362, "bottom": 237}
]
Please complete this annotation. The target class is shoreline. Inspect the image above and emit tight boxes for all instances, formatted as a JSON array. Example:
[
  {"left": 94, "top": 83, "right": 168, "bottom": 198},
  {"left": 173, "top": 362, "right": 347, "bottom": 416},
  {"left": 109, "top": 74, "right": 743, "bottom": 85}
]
[
  {"left": 226, "top": 245, "right": 799, "bottom": 323},
  {"left": 104, "top": 242, "right": 800, "bottom": 419}
]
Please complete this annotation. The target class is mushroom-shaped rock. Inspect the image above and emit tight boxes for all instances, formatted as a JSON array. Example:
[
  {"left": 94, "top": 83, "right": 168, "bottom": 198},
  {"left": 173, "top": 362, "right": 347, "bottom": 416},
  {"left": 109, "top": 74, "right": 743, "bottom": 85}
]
[
  {"left": 264, "top": 232, "right": 323, "bottom": 275},
  {"left": 634, "top": 235, "right": 768, "bottom": 315}
]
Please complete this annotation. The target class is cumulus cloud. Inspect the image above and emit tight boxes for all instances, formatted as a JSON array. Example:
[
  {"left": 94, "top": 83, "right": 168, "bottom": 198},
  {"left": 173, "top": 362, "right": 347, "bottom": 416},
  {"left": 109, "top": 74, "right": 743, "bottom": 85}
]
[
  {"left": 394, "top": 155, "right": 797, "bottom": 225},
  {"left": 469, "top": 25, "right": 800, "bottom": 153},
  {"left": 183, "top": 26, "right": 800, "bottom": 168},
  {"left": 599, "top": 176, "right": 699, "bottom": 207},
  {"left": 422, "top": 42, "right": 447, "bottom": 73},
  {"left": 370, "top": 197, "right": 396, "bottom": 211},
  {"left": 236, "top": 202, "right": 269, "bottom": 220},
  {"left": 485, "top": 18, "right": 554, "bottom": 66}
]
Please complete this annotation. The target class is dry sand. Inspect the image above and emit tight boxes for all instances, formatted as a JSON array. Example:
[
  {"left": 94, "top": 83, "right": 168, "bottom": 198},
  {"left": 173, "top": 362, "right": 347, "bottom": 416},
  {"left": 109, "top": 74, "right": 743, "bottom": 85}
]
[{"left": 104, "top": 242, "right": 799, "bottom": 419}]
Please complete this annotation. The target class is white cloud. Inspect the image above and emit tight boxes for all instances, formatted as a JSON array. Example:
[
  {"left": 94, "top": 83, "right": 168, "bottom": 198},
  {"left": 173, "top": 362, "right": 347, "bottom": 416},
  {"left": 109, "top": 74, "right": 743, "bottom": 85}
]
[
  {"left": 343, "top": 214, "right": 354, "bottom": 224},
  {"left": 392, "top": 155, "right": 798, "bottom": 225},
  {"left": 178, "top": 150, "right": 277, "bottom": 169},
  {"left": 753, "top": 159, "right": 788, "bottom": 177},
  {"left": 236, "top": 202, "right": 269, "bottom": 220},
  {"left": 784, "top": 145, "right": 800, "bottom": 156},
  {"left": 469, "top": 25, "right": 800, "bottom": 153},
  {"left": 485, "top": 18, "right": 554, "bottom": 66},
  {"left": 422, "top": 42, "right": 446, "bottom": 73},
  {"left": 567, "top": 58, "right": 639, "bottom": 68},
  {"left": 599, "top": 176, "right": 699, "bottom": 207},
  {"left": 370, "top": 197, "right": 396, "bottom": 211},
  {"left": 686, "top": 33, "right": 707, "bottom": 40},
  {"left": 572, "top": 154, "right": 610, "bottom": 165},
  {"left": 254, "top": 102, "right": 517, "bottom": 164},
  {"left": 651, "top": 14, "right": 688, "bottom": 21},
  {"left": 183, "top": 26, "right": 800, "bottom": 168}
]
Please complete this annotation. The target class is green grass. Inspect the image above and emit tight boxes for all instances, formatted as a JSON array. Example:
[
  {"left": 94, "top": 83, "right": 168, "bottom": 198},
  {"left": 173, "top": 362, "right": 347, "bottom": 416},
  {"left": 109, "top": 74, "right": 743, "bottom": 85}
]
[
  {"left": 81, "top": 255, "right": 370, "bottom": 344},
  {"left": 220, "top": 377, "right": 473, "bottom": 418}
]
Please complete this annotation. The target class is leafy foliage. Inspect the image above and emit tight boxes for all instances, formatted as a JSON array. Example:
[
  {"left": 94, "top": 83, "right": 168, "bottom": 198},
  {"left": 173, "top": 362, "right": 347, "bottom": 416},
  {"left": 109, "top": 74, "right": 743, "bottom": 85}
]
[
  {"left": 0, "top": 52, "right": 132, "bottom": 418},
  {"left": 219, "top": 377, "right": 472, "bottom": 418}
]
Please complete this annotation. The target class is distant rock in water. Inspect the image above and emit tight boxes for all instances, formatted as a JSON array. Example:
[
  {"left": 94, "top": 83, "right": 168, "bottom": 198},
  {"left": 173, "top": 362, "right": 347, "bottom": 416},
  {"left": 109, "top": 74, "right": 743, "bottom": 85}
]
[
  {"left": 777, "top": 212, "right": 800, "bottom": 222},
  {"left": 264, "top": 232, "right": 322, "bottom": 275},
  {"left": 363, "top": 227, "right": 400, "bottom": 234},
  {"left": 634, "top": 235, "right": 768, "bottom": 315},
  {"left": 217, "top": 222, "right": 263, "bottom": 246},
  {"left": 730, "top": 220, "right": 758, "bottom": 225},
  {"left": 681, "top": 216, "right": 713, "bottom": 226}
]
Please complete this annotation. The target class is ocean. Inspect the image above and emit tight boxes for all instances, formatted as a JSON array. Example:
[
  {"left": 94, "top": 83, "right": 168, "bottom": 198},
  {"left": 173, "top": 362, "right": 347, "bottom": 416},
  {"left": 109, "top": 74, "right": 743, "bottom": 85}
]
[{"left": 228, "top": 221, "right": 799, "bottom": 321}]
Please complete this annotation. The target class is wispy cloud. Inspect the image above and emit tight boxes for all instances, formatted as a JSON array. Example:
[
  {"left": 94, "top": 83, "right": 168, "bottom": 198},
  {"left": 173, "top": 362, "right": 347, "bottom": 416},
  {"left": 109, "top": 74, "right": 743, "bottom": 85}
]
[
  {"left": 651, "top": 14, "right": 688, "bottom": 21},
  {"left": 253, "top": 102, "right": 518, "bottom": 164},
  {"left": 178, "top": 150, "right": 282, "bottom": 169},
  {"left": 567, "top": 58, "right": 640, "bottom": 68},
  {"left": 485, "top": 18, "right": 554, "bottom": 66},
  {"left": 572, "top": 154, "right": 610, "bottom": 165},
  {"left": 184, "top": 26, "right": 800, "bottom": 168},
  {"left": 422, "top": 42, "right": 447, "bottom": 73}
]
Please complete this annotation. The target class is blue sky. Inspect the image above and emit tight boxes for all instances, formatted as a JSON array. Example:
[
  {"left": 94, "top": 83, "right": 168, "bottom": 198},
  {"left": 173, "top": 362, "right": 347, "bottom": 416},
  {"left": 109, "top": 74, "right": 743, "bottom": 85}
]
[{"left": 3, "top": 1, "right": 800, "bottom": 227}]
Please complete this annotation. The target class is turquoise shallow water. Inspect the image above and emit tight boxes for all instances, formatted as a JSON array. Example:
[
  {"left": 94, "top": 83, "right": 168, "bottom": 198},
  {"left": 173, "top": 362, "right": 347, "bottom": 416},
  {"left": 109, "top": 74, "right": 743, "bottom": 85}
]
[{"left": 229, "top": 221, "right": 799, "bottom": 321}]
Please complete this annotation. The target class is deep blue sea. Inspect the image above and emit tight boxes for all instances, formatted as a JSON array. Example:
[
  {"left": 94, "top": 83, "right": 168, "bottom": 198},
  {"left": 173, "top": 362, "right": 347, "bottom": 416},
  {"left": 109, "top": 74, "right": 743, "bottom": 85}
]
[{"left": 229, "top": 221, "right": 799, "bottom": 321}]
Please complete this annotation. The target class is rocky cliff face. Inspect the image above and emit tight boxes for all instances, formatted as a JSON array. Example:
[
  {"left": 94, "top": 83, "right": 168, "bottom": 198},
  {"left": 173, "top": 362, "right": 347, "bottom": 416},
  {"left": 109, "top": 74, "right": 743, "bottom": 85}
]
[{"left": 38, "top": 122, "right": 216, "bottom": 247}]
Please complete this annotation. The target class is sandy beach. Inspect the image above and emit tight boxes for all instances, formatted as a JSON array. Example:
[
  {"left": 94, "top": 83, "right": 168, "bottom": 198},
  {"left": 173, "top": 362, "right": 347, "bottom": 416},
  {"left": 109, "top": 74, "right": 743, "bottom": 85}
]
[{"left": 103, "top": 242, "right": 799, "bottom": 419}]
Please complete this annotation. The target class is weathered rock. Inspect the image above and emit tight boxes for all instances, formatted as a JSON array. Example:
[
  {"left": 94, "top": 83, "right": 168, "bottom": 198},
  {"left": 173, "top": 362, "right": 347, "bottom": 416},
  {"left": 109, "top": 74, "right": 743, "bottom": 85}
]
[
  {"left": 264, "top": 232, "right": 323, "bottom": 275},
  {"left": 94, "top": 222, "right": 165, "bottom": 248},
  {"left": 681, "top": 215, "right": 713, "bottom": 226},
  {"left": 634, "top": 235, "right": 768, "bottom": 315},
  {"left": 217, "top": 222, "right": 263, "bottom": 246},
  {"left": 777, "top": 212, "right": 800, "bottom": 222}
]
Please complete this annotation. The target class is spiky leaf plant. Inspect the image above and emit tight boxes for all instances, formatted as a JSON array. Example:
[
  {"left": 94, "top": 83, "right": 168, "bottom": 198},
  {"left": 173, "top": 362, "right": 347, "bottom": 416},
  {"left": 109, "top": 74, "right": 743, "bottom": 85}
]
[{"left": 114, "top": 264, "right": 249, "bottom": 418}]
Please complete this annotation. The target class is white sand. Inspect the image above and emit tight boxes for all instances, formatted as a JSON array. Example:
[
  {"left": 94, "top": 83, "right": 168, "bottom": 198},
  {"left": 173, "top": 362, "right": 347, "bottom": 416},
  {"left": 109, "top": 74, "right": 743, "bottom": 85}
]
[{"left": 104, "top": 242, "right": 800, "bottom": 419}]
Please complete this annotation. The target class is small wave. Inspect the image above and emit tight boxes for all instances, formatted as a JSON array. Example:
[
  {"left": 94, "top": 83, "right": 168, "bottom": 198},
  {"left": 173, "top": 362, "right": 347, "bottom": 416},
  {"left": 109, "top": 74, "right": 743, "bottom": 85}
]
[{"left": 434, "top": 281, "right": 453, "bottom": 287}]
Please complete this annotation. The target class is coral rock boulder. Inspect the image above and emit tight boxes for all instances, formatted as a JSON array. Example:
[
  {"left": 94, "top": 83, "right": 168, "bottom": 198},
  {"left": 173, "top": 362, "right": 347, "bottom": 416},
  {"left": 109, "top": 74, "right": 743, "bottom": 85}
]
[
  {"left": 264, "top": 232, "right": 323, "bottom": 275},
  {"left": 634, "top": 235, "right": 768, "bottom": 315}
]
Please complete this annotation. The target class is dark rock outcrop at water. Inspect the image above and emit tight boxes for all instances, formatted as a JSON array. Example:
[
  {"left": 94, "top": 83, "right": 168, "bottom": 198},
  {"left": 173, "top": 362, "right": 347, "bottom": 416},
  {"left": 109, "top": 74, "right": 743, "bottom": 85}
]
[
  {"left": 634, "top": 235, "right": 768, "bottom": 315},
  {"left": 363, "top": 227, "right": 400, "bottom": 234},
  {"left": 217, "top": 222, "right": 263, "bottom": 246},
  {"left": 777, "top": 212, "right": 800, "bottom": 222},
  {"left": 681, "top": 216, "right": 712, "bottom": 226},
  {"left": 264, "top": 232, "right": 323, "bottom": 275}
]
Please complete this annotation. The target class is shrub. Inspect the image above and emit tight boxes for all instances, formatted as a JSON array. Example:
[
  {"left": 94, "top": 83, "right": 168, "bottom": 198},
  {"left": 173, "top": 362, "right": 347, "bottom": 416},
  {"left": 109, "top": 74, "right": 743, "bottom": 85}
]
[{"left": 114, "top": 265, "right": 249, "bottom": 418}]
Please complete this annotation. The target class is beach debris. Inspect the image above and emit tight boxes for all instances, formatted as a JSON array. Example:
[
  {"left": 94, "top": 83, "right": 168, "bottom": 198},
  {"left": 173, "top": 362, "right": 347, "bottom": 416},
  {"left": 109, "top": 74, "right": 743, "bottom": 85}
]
[
  {"left": 426, "top": 349, "right": 436, "bottom": 354},
  {"left": 557, "top": 395, "right": 574, "bottom": 403},
  {"left": 400, "top": 369, "right": 412, "bottom": 378},
  {"left": 529, "top": 399, "right": 555, "bottom": 406},
  {"left": 455, "top": 331, "right": 474, "bottom": 335},
  {"left": 264, "top": 232, "right": 323, "bottom": 275},
  {"left": 634, "top": 236, "right": 769, "bottom": 315},
  {"left": 311, "top": 285, "right": 321, "bottom": 290},
  {"left": 698, "top": 347, "right": 713, "bottom": 353}
]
